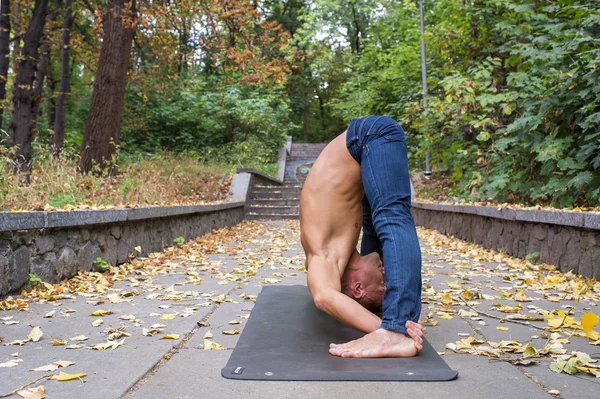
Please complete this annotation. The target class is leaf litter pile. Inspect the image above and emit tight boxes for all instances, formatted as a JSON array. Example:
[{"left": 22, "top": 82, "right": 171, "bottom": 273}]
[
  {"left": 0, "top": 220, "right": 599, "bottom": 396},
  {"left": 418, "top": 228, "right": 600, "bottom": 380},
  {"left": 0, "top": 221, "right": 305, "bottom": 396}
]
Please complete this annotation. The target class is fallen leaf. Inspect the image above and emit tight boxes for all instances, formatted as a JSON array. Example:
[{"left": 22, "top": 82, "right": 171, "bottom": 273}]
[
  {"left": 92, "top": 318, "right": 104, "bottom": 327},
  {"left": 17, "top": 385, "right": 46, "bottom": 399},
  {"left": 496, "top": 326, "right": 509, "bottom": 331},
  {"left": 203, "top": 339, "right": 226, "bottom": 350},
  {"left": 161, "top": 334, "right": 180, "bottom": 340},
  {"left": 70, "top": 335, "right": 88, "bottom": 341},
  {"left": 203, "top": 331, "right": 213, "bottom": 339},
  {"left": 28, "top": 326, "right": 43, "bottom": 342},
  {"left": 31, "top": 364, "right": 59, "bottom": 372},
  {"left": 65, "top": 344, "right": 83, "bottom": 349},
  {"left": 0, "top": 359, "right": 23, "bottom": 368},
  {"left": 90, "top": 309, "right": 113, "bottom": 317},
  {"left": 222, "top": 329, "right": 240, "bottom": 335},
  {"left": 47, "top": 372, "right": 87, "bottom": 382},
  {"left": 43, "top": 311, "right": 55, "bottom": 318},
  {"left": 52, "top": 339, "right": 67, "bottom": 346},
  {"left": 581, "top": 312, "right": 600, "bottom": 341},
  {"left": 54, "top": 360, "right": 75, "bottom": 368},
  {"left": 441, "top": 293, "right": 453, "bottom": 304},
  {"left": 160, "top": 314, "right": 176, "bottom": 320},
  {"left": 228, "top": 320, "right": 242, "bottom": 325},
  {"left": 515, "top": 290, "right": 533, "bottom": 302}
]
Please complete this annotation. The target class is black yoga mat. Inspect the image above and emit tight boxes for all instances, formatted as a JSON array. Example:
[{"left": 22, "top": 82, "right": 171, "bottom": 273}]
[{"left": 222, "top": 285, "right": 458, "bottom": 381}]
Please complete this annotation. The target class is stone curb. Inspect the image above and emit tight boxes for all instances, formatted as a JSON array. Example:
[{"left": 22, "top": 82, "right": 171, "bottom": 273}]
[
  {"left": 0, "top": 202, "right": 245, "bottom": 233},
  {"left": 412, "top": 201, "right": 599, "bottom": 231}
]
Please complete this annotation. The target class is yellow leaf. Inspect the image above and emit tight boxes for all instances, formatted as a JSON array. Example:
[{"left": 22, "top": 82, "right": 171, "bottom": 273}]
[
  {"left": 496, "top": 326, "right": 509, "bottom": 331},
  {"left": 581, "top": 312, "right": 600, "bottom": 339},
  {"left": 202, "top": 331, "right": 213, "bottom": 339},
  {"left": 47, "top": 372, "right": 87, "bottom": 382},
  {"left": 228, "top": 320, "right": 242, "bottom": 325},
  {"left": 90, "top": 309, "right": 112, "bottom": 317},
  {"left": 515, "top": 290, "right": 533, "bottom": 302},
  {"left": 28, "top": 326, "right": 43, "bottom": 342},
  {"left": 203, "top": 339, "right": 226, "bottom": 350},
  {"left": 222, "top": 329, "right": 240, "bottom": 335},
  {"left": 161, "top": 334, "right": 180, "bottom": 340},
  {"left": 52, "top": 339, "right": 67, "bottom": 346},
  {"left": 441, "top": 293, "right": 453, "bottom": 304},
  {"left": 438, "top": 314, "right": 454, "bottom": 320},
  {"left": 160, "top": 314, "right": 176, "bottom": 320}
]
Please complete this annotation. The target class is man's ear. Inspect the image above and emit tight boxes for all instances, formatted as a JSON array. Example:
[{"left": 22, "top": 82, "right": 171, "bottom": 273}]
[{"left": 351, "top": 282, "right": 364, "bottom": 299}]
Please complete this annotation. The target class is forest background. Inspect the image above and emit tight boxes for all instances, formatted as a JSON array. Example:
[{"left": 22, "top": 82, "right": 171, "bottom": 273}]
[{"left": 0, "top": 0, "right": 598, "bottom": 210}]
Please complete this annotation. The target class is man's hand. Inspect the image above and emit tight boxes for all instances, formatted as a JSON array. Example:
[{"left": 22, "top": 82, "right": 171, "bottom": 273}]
[{"left": 406, "top": 320, "right": 423, "bottom": 351}]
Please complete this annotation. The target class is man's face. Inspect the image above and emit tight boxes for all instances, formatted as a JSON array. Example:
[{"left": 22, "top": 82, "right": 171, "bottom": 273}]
[{"left": 357, "top": 253, "right": 386, "bottom": 313}]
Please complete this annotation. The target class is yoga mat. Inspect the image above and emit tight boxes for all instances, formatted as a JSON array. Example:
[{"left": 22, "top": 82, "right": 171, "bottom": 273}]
[{"left": 222, "top": 285, "right": 458, "bottom": 381}]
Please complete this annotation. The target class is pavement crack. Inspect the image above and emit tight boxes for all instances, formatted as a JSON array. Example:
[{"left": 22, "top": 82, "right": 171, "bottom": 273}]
[{"left": 120, "top": 283, "right": 243, "bottom": 399}]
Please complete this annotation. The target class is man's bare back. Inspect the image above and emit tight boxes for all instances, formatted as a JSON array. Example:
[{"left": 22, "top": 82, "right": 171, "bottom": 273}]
[
  {"left": 300, "top": 131, "right": 363, "bottom": 276},
  {"left": 300, "top": 129, "right": 423, "bottom": 357}
]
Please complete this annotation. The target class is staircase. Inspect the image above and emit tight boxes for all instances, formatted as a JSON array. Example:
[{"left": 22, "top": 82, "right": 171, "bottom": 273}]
[{"left": 246, "top": 143, "right": 327, "bottom": 220}]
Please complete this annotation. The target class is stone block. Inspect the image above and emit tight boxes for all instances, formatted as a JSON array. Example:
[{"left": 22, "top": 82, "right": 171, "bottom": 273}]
[
  {"left": 110, "top": 226, "right": 122, "bottom": 240},
  {"left": 78, "top": 242, "right": 94, "bottom": 271},
  {"left": 579, "top": 232, "right": 597, "bottom": 250},
  {"left": 578, "top": 251, "right": 594, "bottom": 279},
  {"left": 34, "top": 235, "right": 55, "bottom": 255},
  {"left": 560, "top": 232, "right": 581, "bottom": 274},
  {"left": 81, "top": 229, "right": 90, "bottom": 242},
  {"left": 0, "top": 252, "right": 9, "bottom": 295},
  {"left": 9, "top": 246, "right": 30, "bottom": 291},
  {"left": 531, "top": 224, "right": 548, "bottom": 241},
  {"left": 55, "top": 247, "right": 77, "bottom": 278},
  {"left": 30, "top": 252, "right": 58, "bottom": 283}
]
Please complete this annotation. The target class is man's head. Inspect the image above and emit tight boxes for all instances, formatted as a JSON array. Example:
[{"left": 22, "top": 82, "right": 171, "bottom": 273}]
[{"left": 341, "top": 252, "right": 385, "bottom": 313}]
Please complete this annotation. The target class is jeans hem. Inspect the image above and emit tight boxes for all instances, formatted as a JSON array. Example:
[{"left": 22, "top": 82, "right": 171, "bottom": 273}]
[{"left": 380, "top": 323, "right": 407, "bottom": 335}]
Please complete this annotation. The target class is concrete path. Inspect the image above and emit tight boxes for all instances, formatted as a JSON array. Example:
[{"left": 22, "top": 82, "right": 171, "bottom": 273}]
[{"left": 1, "top": 220, "right": 598, "bottom": 399}]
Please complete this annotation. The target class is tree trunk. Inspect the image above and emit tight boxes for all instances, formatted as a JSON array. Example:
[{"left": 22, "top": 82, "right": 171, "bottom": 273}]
[
  {"left": 11, "top": 0, "right": 49, "bottom": 179},
  {"left": 79, "top": 0, "right": 137, "bottom": 174},
  {"left": 53, "top": 0, "right": 73, "bottom": 156},
  {"left": 303, "top": 109, "right": 308, "bottom": 143},
  {"left": 0, "top": 0, "right": 10, "bottom": 129},
  {"left": 32, "top": 0, "right": 60, "bottom": 126}
]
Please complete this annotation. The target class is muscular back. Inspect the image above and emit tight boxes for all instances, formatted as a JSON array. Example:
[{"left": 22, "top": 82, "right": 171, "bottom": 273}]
[{"left": 300, "top": 131, "right": 364, "bottom": 275}]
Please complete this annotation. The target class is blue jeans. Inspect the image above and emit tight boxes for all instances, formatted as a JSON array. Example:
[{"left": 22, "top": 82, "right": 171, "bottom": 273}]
[{"left": 346, "top": 116, "right": 422, "bottom": 334}]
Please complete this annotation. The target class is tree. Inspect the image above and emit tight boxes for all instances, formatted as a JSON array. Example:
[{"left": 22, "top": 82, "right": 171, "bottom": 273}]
[
  {"left": 52, "top": 0, "right": 73, "bottom": 156},
  {"left": 11, "top": 0, "right": 49, "bottom": 179},
  {"left": 0, "top": 0, "right": 10, "bottom": 129},
  {"left": 79, "top": 0, "right": 137, "bottom": 174}
]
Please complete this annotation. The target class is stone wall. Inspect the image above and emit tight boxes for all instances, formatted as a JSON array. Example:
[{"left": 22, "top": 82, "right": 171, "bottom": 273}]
[
  {"left": 0, "top": 203, "right": 244, "bottom": 296},
  {"left": 411, "top": 202, "right": 600, "bottom": 279}
]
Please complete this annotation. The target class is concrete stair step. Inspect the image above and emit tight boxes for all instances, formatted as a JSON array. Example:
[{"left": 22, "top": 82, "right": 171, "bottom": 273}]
[
  {"left": 246, "top": 213, "right": 300, "bottom": 220},
  {"left": 251, "top": 199, "right": 300, "bottom": 206},
  {"left": 251, "top": 192, "right": 300, "bottom": 200},
  {"left": 252, "top": 186, "right": 302, "bottom": 193},
  {"left": 248, "top": 206, "right": 299, "bottom": 215}
]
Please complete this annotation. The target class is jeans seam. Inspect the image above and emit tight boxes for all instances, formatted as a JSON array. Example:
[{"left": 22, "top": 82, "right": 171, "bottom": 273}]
[{"left": 365, "top": 150, "right": 400, "bottom": 324}]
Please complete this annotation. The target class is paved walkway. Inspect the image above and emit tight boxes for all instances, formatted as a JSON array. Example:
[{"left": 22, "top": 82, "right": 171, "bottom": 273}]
[{"left": 1, "top": 220, "right": 598, "bottom": 399}]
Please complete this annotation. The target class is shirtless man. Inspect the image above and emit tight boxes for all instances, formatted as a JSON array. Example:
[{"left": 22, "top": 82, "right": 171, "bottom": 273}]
[{"left": 300, "top": 115, "right": 423, "bottom": 358}]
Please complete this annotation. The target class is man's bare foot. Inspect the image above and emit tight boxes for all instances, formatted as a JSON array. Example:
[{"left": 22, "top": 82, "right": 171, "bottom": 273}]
[{"left": 329, "top": 328, "right": 420, "bottom": 358}]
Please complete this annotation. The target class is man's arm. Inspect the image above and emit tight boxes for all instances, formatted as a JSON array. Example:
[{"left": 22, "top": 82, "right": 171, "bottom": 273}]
[{"left": 307, "top": 257, "right": 381, "bottom": 333}]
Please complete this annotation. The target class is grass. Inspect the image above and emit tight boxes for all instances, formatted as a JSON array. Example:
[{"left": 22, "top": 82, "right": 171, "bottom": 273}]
[{"left": 0, "top": 147, "right": 230, "bottom": 212}]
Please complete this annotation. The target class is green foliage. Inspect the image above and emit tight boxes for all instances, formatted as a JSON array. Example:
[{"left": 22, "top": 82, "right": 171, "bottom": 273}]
[
  {"left": 173, "top": 236, "right": 185, "bottom": 246},
  {"left": 28, "top": 273, "right": 42, "bottom": 287},
  {"left": 94, "top": 257, "right": 109, "bottom": 272},
  {"left": 410, "top": 0, "right": 600, "bottom": 206}
]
